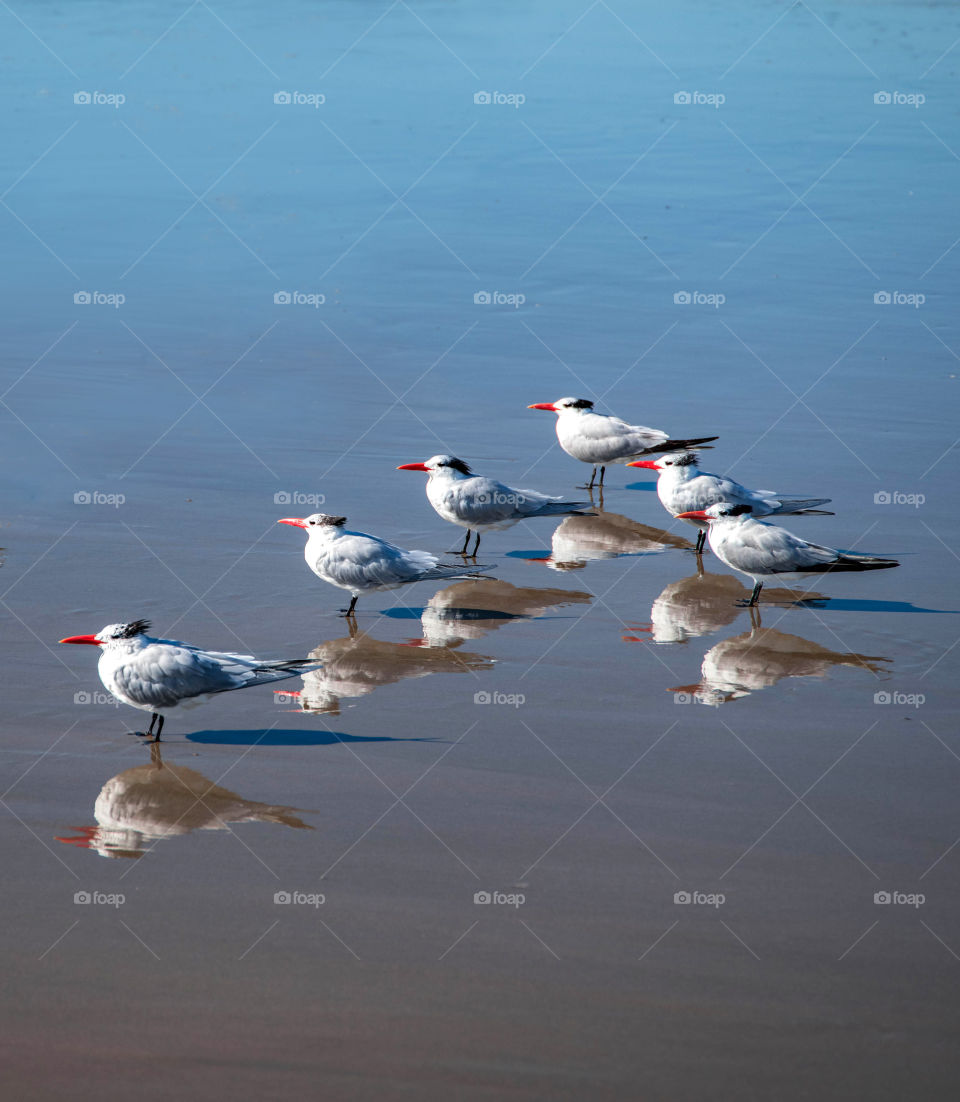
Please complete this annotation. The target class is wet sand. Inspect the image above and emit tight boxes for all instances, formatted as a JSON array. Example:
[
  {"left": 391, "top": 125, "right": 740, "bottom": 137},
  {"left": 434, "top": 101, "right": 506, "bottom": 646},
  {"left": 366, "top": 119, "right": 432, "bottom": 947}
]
[{"left": 1, "top": 1, "right": 959, "bottom": 1099}]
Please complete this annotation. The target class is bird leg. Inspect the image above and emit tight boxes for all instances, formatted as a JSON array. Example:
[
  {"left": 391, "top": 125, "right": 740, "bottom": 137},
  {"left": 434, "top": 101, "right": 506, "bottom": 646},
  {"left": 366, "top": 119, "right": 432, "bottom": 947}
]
[
  {"left": 598, "top": 465, "right": 606, "bottom": 487},
  {"left": 342, "top": 595, "right": 359, "bottom": 618},
  {"left": 695, "top": 529, "right": 706, "bottom": 555},
  {"left": 578, "top": 467, "right": 598, "bottom": 490},
  {"left": 458, "top": 530, "right": 472, "bottom": 555},
  {"left": 748, "top": 581, "right": 763, "bottom": 607},
  {"left": 471, "top": 532, "right": 481, "bottom": 556},
  {"left": 146, "top": 713, "right": 163, "bottom": 742}
]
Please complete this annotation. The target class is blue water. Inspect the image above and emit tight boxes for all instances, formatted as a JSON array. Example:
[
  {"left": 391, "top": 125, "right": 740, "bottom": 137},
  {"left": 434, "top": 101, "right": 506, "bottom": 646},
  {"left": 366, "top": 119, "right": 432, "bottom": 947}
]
[{"left": 1, "top": 3, "right": 958, "bottom": 1099}]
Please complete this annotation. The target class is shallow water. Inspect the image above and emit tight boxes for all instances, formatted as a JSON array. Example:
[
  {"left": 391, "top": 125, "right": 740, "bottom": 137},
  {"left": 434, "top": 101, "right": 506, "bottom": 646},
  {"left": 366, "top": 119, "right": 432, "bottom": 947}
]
[{"left": 1, "top": 1, "right": 959, "bottom": 1098}]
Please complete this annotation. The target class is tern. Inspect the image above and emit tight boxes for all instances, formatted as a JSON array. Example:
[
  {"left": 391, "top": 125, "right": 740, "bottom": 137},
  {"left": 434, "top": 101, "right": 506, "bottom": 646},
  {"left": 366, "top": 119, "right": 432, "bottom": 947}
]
[
  {"left": 629, "top": 451, "right": 833, "bottom": 553},
  {"left": 397, "top": 454, "right": 592, "bottom": 555},
  {"left": 675, "top": 503, "right": 899, "bottom": 605},
  {"left": 278, "top": 513, "right": 494, "bottom": 615},
  {"left": 527, "top": 397, "right": 718, "bottom": 489},
  {"left": 59, "top": 620, "right": 319, "bottom": 741}
]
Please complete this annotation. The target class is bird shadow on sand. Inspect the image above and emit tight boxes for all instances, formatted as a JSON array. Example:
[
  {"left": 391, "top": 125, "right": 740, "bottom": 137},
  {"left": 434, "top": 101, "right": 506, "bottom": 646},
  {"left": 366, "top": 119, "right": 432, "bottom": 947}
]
[
  {"left": 184, "top": 729, "right": 444, "bottom": 747},
  {"left": 379, "top": 606, "right": 527, "bottom": 622},
  {"left": 795, "top": 598, "right": 957, "bottom": 614}
]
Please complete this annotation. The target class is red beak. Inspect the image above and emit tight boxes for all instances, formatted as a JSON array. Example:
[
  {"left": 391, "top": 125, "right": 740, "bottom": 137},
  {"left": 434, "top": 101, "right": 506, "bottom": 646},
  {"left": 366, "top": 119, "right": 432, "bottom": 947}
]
[
  {"left": 277, "top": 517, "right": 308, "bottom": 528},
  {"left": 527, "top": 403, "right": 557, "bottom": 411},
  {"left": 627, "top": 460, "right": 661, "bottom": 470},
  {"left": 396, "top": 463, "right": 430, "bottom": 472},
  {"left": 59, "top": 634, "right": 102, "bottom": 645},
  {"left": 675, "top": 510, "right": 710, "bottom": 520}
]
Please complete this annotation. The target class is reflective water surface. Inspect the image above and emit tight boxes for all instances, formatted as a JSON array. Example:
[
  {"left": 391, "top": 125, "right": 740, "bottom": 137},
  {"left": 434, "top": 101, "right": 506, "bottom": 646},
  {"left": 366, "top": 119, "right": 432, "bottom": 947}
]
[{"left": 1, "top": 0, "right": 958, "bottom": 1098}]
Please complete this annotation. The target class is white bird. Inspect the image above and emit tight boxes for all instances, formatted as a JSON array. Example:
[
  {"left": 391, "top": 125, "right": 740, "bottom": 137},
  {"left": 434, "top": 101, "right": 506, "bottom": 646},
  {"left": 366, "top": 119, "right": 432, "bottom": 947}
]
[
  {"left": 675, "top": 503, "right": 899, "bottom": 605},
  {"left": 528, "top": 397, "right": 718, "bottom": 489},
  {"left": 628, "top": 451, "right": 833, "bottom": 553},
  {"left": 278, "top": 513, "right": 494, "bottom": 616},
  {"left": 59, "top": 620, "right": 319, "bottom": 741},
  {"left": 397, "top": 454, "right": 592, "bottom": 555}
]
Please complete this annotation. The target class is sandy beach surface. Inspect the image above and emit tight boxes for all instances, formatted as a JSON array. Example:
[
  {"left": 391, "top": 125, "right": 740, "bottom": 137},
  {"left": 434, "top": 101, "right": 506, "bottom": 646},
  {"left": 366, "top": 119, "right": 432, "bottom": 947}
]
[{"left": 1, "top": 1, "right": 958, "bottom": 1098}]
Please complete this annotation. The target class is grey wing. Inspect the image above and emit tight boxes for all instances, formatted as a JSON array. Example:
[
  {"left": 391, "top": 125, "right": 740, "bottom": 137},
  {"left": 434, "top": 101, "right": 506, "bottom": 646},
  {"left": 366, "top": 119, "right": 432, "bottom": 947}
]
[
  {"left": 457, "top": 477, "right": 534, "bottom": 523},
  {"left": 723, "top": 522, "right": 838, "bottom": 574},
  {"left": 588, "top": 414, "right": 668, "bottom": 461},
  {"left": 114, "top": 644, "right": 261, "bottom": 708},
  {"left": 320, "top": 532, "right": 440, "bottom": 588}
]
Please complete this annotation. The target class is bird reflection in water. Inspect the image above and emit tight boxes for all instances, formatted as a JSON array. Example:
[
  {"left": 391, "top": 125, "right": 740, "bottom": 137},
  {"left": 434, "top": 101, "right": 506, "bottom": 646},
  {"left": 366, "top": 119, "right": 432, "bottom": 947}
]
[
  {"left": 419, "top": 578, "right": 592, "bottom": 647},
  {"left": 668, "top": 615, "right": 891, "bottom": 705},
  {"left": 287, "top": 579, "right": 592, "bottom": 712},
  {"left": 56, "top": 742, "right": 312, "bottom": 859},
  {"left": 626, "top": 563, "right": 829, "bottom": 645},
  {"left": 287, "top": 620, "right": 494, "bottom": 715},
  {"left": 521, "top": 510, "right": 694, "bottom": 571}
]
